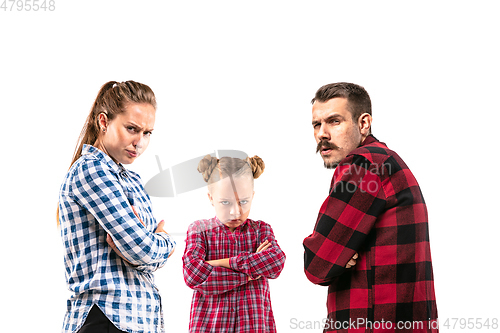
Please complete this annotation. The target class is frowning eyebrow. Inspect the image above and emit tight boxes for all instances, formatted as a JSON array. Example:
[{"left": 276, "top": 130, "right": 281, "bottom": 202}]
[
  {"left": 219, "top": 196, "right": 251, "bottom": 201},
  {"left": 312, "top": 114, "right": 344, "bottom": 126},
  {"left": 126, "top": 122, "right": 154, "bottom": 132}
]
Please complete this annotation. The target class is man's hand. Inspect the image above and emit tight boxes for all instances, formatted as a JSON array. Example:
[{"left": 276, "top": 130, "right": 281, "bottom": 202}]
[{"left": 345, "top": 252, "right": 359, "bottom": 269}]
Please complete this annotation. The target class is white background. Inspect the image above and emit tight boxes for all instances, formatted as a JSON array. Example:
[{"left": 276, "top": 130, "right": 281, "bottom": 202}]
[{"left": 1, "top": 1, "right": 499, "bottom": 332}]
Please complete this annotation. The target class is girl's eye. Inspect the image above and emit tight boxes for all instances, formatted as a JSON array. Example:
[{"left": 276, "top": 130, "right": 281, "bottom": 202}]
[
  {"left": 221, "top": 201, "right": 230, "bottom": 205},
  {"left": 239, "top": 200, "right": 248, "bottom": 205}
]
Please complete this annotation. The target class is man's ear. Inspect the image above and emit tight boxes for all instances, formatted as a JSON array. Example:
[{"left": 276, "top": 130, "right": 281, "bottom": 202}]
[{"left": 358, "top": 113, "right": 372, "bottom": 137}]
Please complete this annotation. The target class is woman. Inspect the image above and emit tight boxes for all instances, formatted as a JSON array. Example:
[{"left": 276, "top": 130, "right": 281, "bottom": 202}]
[{"left": 58, "top": 81, "right": 175, "bottom": 333}]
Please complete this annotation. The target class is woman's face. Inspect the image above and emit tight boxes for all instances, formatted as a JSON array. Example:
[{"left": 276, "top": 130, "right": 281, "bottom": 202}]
[
  {"left": 208, "top": 175, "right": 255, "bottom": 231},
  {"left": 96, "top": 103, "right": 156, "bottom": 165}
]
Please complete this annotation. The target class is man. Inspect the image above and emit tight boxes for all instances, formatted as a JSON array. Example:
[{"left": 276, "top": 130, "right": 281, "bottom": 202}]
[{"left": 303, "top": 83, "right": 438, "bottom": 332}]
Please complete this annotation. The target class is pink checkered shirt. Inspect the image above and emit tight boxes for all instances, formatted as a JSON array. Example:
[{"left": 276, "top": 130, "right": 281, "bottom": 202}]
[{"left": 183, "top": 217, "right": 286, "bottom": 333}]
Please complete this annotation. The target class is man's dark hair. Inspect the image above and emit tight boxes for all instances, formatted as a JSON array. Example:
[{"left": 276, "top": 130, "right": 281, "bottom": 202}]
[{"left": 311, "top": 82, "right": 372, "bottom": 122}]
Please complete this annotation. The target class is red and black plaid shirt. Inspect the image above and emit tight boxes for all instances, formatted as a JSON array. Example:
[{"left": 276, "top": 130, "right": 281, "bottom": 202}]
[
  {"left": 183, "top": 217, "right": 286, "bottom": 333},
  {"left": 303, "top": 135, "right": 438, "bottom": 332}
]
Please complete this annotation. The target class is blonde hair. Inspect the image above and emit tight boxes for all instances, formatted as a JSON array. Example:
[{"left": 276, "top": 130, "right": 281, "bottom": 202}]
[{"left": 197, "top": 155, "right": 265, "bottom": 187}]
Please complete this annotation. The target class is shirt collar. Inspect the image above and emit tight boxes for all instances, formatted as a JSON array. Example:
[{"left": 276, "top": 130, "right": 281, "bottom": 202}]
[
  {"left": 214, "top": 216, "right": 250, "bottom": 231},
  {"left": 81, "top": 144, "right": 124, "bottom": 175},
  {"left": 359, "top": 134, "right": 378, "bottom": 147}
]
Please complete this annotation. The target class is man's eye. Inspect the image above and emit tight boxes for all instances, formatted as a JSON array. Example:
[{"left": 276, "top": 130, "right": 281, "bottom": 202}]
[
  {"left": 144, "top": 131, "right": 152, "bottom": 137},
  {"left": 127, "top": 126, "right": 136, "bottom": 132}
]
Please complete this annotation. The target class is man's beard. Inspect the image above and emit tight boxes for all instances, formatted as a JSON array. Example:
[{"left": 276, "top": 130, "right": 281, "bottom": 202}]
[{"left": 316, "top": 140, "right": 340, "bottom": 169}]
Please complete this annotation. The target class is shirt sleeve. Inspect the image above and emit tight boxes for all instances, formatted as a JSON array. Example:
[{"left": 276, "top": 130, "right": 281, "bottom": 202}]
[
  {"left": 134, "top": 232, "right": 175, "bottom": 273},
  {"left": 182, "top": 226, "right": 249, "bottom": 296},
  {"left": 303, "top": 154, "right": 387, "bottom": 285},
  {"left": 229, "top": 223, "right": 286, "bottom": 280},
  {"left": 71, "top": 158, "right": 175, "bottom": 268}
]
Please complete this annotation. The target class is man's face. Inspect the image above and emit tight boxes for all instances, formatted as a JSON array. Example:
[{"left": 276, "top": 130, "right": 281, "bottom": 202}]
[{"left": 312, "top": 97, "right": 363, "bottom": 169}]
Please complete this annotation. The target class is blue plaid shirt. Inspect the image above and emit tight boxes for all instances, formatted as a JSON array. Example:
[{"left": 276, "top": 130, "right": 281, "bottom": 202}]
[{"left": 58, "top": 144, "right": 176, "bottom": 333}]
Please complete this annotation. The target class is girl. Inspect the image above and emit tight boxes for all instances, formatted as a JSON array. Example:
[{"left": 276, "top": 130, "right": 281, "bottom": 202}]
[
  {"left": 58, "top": 81, "right": 175, "bottom": 333},
  {"left": 183, "top": 155, "right": 286, "bottom": 333}
]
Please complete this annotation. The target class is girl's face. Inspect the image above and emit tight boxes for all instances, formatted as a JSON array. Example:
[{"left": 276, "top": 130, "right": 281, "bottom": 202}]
[
  {"left": 208, "top": 175, "right": 255, "bottom": 231},
  {"left": 96, "top": 103, "right": 155, "bottom": 165}
]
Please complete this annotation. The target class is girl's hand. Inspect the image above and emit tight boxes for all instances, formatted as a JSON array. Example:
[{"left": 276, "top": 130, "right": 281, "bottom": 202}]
[
  {"left": 206, "top": 258, "right": 230, "bottom": 268},
  {"left": 248, "top": 275, "right": 261, "bottom": 281},
  {"left": 205, "top": 240, "right": 272, "bottom": 278},
  {"left": 256, "top": 240, "right": 271, "bottom": 253},
  {"left": 245, "top": 241, "right": 271, "bottom": 281},
  {"left": 345, "top": 252, "right": 359, "bottom": 269}
]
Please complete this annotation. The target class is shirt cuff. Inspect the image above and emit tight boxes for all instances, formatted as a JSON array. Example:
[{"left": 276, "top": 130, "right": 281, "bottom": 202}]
[
  {"left": 229, "top": 256, "right": 239, "bottom": 271},
  {"left": 156, "top": 231, "right": 175, "bottom": 245}
]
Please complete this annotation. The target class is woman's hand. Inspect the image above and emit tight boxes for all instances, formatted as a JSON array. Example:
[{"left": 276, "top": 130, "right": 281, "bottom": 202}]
[
  {"left": 106, "top": 233, "right": 131, "bottom": 263},
  {"left": 153, "top": 219, "right": 175, "bottom": 258},
  {"left": 107, "top": 206, "right": 174, "bottom": 262},
  {"left": 345, "top": 252, "right": 359, "bottom": 269}
]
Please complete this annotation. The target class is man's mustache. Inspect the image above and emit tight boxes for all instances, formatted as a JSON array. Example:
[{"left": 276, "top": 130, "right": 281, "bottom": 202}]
[{"left": 316, "top": 140, "right": 339, "bottom": 153}]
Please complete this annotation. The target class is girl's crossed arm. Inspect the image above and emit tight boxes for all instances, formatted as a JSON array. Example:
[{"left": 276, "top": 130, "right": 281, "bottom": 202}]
[
  {"left": 208, "top": 222, "right": 286, "bottom": 280},
  {"left": 183, "top": 228, "right": 249, "bottom": 296}
]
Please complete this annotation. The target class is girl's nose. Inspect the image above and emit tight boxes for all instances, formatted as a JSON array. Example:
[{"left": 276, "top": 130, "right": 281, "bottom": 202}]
[{"left": 230, "top": 202, "right": 242, "bottom": 216}]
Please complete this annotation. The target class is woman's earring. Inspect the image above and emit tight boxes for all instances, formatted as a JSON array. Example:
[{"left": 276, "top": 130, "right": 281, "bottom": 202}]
[{"left": 102, "top": 127, "right": 106, "bottom": 132}]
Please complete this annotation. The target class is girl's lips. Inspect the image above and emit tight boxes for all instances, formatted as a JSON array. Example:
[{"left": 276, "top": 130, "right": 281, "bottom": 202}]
[{"left": 126, "top": 150, "right": 137, "bottom": 158}]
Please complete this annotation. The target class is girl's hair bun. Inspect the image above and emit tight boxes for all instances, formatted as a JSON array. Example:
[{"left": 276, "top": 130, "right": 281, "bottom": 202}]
[
  {"left": 197, "top": 155, "right": 219, "bottom": 182},
  {"left": 246, "top": 155, "right": 265, "bottom": 179}
]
